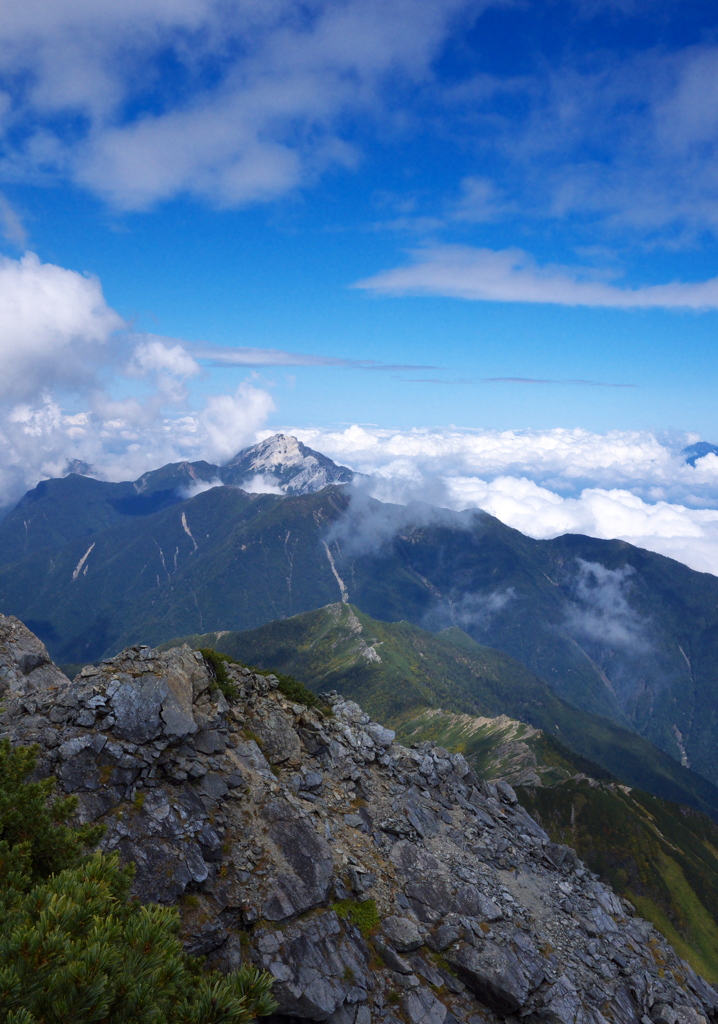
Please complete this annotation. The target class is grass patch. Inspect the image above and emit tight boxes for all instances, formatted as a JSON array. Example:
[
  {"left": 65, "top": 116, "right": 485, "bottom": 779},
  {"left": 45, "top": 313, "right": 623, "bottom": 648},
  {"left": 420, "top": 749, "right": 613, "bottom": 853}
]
[
  {"left": 199, "top": 648, "right": 239, "bottom": 699},
  {"left": 332, "top": 898, "right": 380, "bottom": 937}
]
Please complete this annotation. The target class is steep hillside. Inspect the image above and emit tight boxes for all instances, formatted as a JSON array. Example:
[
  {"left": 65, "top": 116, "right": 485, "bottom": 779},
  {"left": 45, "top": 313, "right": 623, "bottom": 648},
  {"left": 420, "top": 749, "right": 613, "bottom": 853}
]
[
  {"left": 166, "top": 602, "right": 718, "bottom": 822},
  {"left": 397, "top": 707, "right": 718, "bottom": 983},
  {"left": 2, "top": 613, "right": 717, "bottom": 1024},
  {"left": 3, "top": 460, "right": 718, "bottom": 787}
]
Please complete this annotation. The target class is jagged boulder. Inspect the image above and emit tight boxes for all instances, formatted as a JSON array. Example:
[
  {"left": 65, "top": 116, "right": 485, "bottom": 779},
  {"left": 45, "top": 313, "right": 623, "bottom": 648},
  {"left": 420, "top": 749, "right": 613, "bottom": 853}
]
[{"left": 1, "top": 613, "right": 717, "bottom": 1024}]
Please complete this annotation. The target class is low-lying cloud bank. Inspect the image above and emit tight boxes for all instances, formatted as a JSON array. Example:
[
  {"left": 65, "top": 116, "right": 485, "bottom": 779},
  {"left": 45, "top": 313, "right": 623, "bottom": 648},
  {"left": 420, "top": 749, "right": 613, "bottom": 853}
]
[{"left": 284, "top": 425, "right": 718, "bottom": 576}]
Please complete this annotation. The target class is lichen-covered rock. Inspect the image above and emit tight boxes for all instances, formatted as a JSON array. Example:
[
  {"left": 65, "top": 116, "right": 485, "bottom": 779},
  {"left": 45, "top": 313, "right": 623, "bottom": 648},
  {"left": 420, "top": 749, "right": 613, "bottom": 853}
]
[{"left": 1, "top": 613, "right": 717, "bottom": 1024}]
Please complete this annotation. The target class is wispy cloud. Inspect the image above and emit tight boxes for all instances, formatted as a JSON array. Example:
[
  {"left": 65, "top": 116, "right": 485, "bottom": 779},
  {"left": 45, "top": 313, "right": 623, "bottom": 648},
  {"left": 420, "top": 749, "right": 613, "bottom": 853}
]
[
  {"left": 193, "top": 345, "right": 439, "bottom": 372},
  {"left": 480, "top": 377, "right": 637, "bottom": 388},
  {"left": 0, "top": 194, "right": 27, "bottom": 248},
  {"left": 355, "top": 245, "right": 718, "bottom": 309}
]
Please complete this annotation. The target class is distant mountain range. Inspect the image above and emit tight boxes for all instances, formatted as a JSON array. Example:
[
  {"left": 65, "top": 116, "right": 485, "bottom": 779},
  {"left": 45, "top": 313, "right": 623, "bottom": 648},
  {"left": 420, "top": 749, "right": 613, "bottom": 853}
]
[{"left": 4, "top": 433, "right": 718, "bottom": 792}]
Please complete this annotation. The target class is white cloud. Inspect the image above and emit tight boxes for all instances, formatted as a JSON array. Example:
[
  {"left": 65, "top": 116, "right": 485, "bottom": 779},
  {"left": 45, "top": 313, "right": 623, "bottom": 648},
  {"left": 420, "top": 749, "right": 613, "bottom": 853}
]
[
  {"left": 196, "top": 385, "right": 276, "bottom": 465},
  {"left": 487, "top": 44, "right": 718, "bottom": 242},
  {"left": 131, "top": 338, "right": 200, "bottom": 379},
  {"left": 0, "top": 193, "right": 27, "bottom": 247},
  {"left": 0, "top": 252, "right": 274, "bottom": 501},
  {"left": 180, "top": 478, "right": 223, "bottom": 499},
  {"left": 280, "top": 425, "right": 718, "bottom": 575},
  {"left": 194, "top": 344, "right": 438, "bottom": 371},
  {"left": 355, "top": 245, "right": 718, "bottom": 309},
  {"left": 240, "top": 473, "right": 285, "bottom": 494},
  {"left": 0, "top": 252, "right": 123, "bottom": 398},
  {"left": 564, "top": 560, "right": 650, "bottom": 652},
  {"left": 0, "top": 0, "right": 480, "bottom": 209}
]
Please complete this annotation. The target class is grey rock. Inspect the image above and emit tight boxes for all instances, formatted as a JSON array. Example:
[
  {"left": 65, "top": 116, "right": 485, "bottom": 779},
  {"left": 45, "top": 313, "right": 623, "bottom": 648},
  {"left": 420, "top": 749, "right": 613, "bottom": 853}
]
[
  {"left": 262, "top": 816, "right": 334, "bottom": 919},
  {"left": 410, "top": 956, "right": 446, "bottom": 988},
  {"left": 452, "top": 884, "right": 502, "bottom": 921},
  {"left": 402, "top": 985, "right": 448, "bottom": 1024},
  {"left": 194, "top": 730, "right": 226, "bottom": 754},
  {"left": 495, "top": 780, "right": 518, "bottom": 805},
  {"left": 247, "top": 707, "right": 302, "bottom": 765},
  {"left": 382, "top": 915, "right": 424, "bottom": 952},
  {"left": 1, "top": 616, "right": 716, "bottom": 1024},
  {"left": 444, "top": 942, "right": 531, "bottom": 1015},
  {"left": 540, "top": 974, "right": 583, "bottom": 1024},
  {"left": 427, "top": 921, "right": 464, "bottom": 952},
  {"left": 110, "top": 677, "right": 165, "bottom": 744},
  {"left": 375, "top": 937, "right": 413, "bottom": 974},
  {"left": 344, "top": 813, "right": 364, "bottom": 828},
  {"left": 366, "top": 722, "right": 396, "bottom": 748}
]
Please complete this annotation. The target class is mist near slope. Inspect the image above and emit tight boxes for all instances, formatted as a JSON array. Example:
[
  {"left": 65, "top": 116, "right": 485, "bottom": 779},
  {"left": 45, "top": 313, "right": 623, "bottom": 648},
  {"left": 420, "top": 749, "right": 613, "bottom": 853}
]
[{"left": 291, "top": 425, "right": 718, "bottom": 575}]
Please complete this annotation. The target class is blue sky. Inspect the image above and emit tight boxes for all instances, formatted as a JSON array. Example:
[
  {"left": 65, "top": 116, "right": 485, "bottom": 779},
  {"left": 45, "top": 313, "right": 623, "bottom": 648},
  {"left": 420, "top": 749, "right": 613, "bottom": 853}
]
[
  {"left": 3, "top": 0, "right": 718, "bottom": 572},
  {"left": 1, "top": 0, "right": 718, "bottom": 433}
]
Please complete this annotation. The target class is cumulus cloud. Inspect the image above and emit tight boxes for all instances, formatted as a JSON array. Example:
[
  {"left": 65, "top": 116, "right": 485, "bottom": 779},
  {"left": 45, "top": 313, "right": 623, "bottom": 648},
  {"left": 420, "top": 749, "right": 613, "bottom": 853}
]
[
  {"left": 198, "top": 386, "right": 276, "bottom": 465},
  {"left": 240, "top": 473, "right": 285, "bottom": 495},
  {"left": 282, "top": 425, "right": 718, "bottom": 575},
  {"left": 180, "top": 478, "right": 223, "bottom": 500},
  {"left": 0, "top": 252, "right": 274, "bottom": 503},
  {"left": 355, "top": 245, "right": 718, "bottom": 309},
  {"left": 0, "top": 252, "right": 123, "bottom": 399},
  {"left": 326, "top": 485, "right": 478, "bottom": 558},
  {"left": 131, "top": 338, "right": 200, "bottom": 379}
]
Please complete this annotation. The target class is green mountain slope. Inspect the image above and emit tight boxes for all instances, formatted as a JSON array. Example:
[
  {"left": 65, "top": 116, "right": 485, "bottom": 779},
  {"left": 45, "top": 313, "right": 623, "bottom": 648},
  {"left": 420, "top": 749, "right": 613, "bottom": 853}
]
[
  {"left": 164, "top": 601, "right": 718, "bottom": 821},
  {"left": 4, "top": 470, "right": 718, "bottom": 788}
]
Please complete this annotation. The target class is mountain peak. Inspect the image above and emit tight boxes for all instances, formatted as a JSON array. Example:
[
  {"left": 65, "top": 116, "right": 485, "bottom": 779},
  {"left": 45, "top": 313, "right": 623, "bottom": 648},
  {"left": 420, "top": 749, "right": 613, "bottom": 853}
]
[
  {"left": 224, "top": 433, "right": 354, "bottom": 494},
  {"left": 683, "top": 441, "right": 718, "bottom": 467}
]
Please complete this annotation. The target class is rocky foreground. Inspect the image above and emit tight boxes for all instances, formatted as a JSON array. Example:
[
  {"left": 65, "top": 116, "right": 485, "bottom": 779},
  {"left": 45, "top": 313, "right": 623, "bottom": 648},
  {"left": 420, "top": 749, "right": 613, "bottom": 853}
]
[{"left": 1, "top": 615, "right": 716, "bottom": 1024}]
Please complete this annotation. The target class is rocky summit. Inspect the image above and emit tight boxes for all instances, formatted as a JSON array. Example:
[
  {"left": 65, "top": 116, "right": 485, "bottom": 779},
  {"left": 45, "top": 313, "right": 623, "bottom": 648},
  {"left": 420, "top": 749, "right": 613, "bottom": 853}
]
[{"left": 1, "top": 614, "right": 717, "bottom": 1024}]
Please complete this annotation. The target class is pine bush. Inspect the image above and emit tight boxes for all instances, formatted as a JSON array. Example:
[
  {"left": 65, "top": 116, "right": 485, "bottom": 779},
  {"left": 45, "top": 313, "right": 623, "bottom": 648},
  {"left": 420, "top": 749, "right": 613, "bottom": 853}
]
[{"left": 0, "top": 741, "right": 276, "bottom": 1024}]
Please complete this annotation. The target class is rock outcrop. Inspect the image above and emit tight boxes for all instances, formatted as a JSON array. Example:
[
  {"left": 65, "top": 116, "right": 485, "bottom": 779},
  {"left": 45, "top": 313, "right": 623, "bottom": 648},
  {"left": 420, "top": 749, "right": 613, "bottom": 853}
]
[{"left": 1, "top": 613, "right": 717, "bottom": 1024}]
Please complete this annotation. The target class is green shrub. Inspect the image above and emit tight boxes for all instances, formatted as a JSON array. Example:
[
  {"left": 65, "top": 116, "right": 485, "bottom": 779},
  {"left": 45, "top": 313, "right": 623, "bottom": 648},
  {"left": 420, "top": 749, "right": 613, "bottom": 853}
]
[
  {"left": 197, "top": 647, "right": 330, "bottom": 715},
  {"left": 199, "top": 649, "right": 239, "bottom": 700},
  {"left": 275, "top": 674, "right": 331, "bottom": 715},
  {"left": 0, "top": 741, "right": 276, "bottom": 1024}
]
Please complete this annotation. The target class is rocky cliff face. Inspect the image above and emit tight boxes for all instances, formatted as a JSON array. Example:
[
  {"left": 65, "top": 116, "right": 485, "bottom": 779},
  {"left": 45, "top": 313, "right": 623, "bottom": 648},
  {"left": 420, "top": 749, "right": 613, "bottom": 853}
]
[
  {"left": 1, "top": 613, "right": 716, "bottom": 1024},
  {"left": 224, "top": 433, "right": 355, "bottom": 493}
]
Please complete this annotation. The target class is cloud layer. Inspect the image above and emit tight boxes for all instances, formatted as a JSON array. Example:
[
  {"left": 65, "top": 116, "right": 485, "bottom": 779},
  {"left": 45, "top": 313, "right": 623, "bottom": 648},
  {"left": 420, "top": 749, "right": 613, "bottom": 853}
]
[
  {"left": 356, "top": 246, "right": 718, "bottom": 309},
  {"left": 285, "top": 424, "right": 718, "bottom": 576},
  {"left": 0, "top": 0, "right": 478, "bottom": 210}
]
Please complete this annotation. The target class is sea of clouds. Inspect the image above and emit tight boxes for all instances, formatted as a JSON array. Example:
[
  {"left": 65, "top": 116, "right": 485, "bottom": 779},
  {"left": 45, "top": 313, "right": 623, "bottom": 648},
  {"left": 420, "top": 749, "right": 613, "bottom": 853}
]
[
  {"left": 282, "top": 425, "right": 718, "bottom": 576},
  {"left": 2, "top": 251, "right": 718, "bottom": 577}
]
